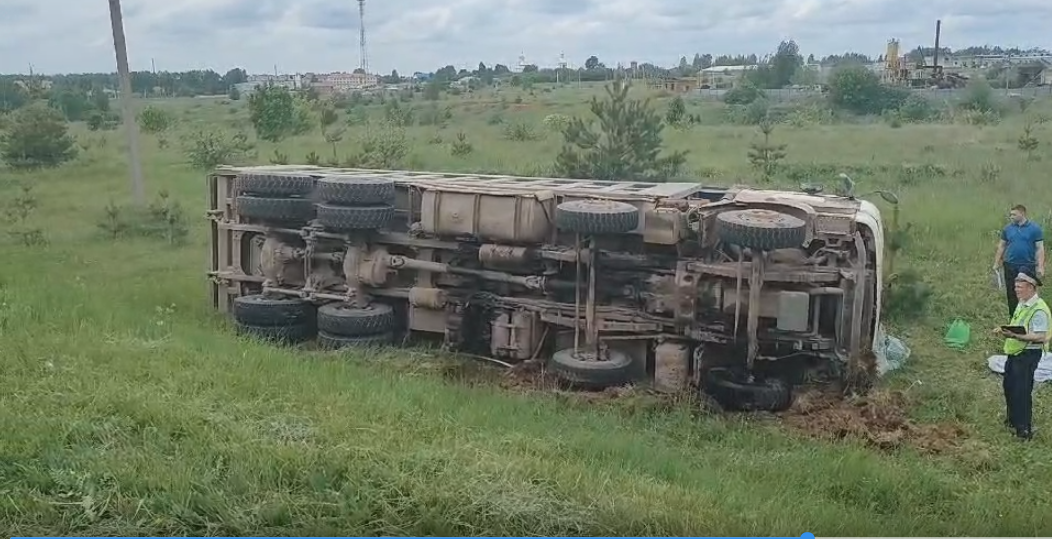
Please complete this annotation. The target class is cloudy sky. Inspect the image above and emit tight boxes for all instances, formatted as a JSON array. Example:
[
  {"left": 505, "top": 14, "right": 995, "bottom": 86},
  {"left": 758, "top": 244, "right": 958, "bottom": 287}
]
[{"left": 2, "top": 0, "right": 1051, "bottom": 75}]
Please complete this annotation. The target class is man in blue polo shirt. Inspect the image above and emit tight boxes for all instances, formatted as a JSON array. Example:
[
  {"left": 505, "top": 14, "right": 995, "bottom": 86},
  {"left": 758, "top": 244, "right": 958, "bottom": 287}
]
[{"left": 994, "top": 204, "right": 1045, "bottom": 316}]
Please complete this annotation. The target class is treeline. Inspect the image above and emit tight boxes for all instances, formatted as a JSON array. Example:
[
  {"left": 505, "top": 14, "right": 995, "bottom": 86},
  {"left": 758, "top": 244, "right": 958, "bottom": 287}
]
[
  {"left": 0, "top": 68, "right": 248, "bottom": 101},
  {"left": 1, "top": 41, "right": 1048, "bottom": 102},
  {"left": 0, "top": 77, "right": 121, "bottom": 128}
]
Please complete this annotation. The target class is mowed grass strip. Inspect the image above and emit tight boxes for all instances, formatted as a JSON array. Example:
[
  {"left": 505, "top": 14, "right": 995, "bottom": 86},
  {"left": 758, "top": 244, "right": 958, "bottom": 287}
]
[{"left": 2, "top": 87, "right": 1052, "bottom": 535}]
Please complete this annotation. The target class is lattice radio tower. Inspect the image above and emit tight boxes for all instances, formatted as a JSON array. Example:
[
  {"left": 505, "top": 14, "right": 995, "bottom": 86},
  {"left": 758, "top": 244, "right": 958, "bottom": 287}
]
[{"left": 357, "top": 0, "right": 369, "bottom": 72}]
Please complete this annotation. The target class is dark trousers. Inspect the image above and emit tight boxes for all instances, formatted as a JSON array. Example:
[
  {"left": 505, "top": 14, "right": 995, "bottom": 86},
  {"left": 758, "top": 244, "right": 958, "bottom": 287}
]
[
  {"left": 1004, "top": 348, "right": 1042, "bottom": 432},
  {"left": 1004, "top": 262, "right": 1036, "bottom": 317}
]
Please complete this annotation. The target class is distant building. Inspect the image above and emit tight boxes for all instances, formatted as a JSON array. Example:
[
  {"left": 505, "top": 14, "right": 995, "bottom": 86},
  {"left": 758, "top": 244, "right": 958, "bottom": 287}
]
[
  {"left": 655, "top": 77, "right": 697, "bottom": 93},
  {"left": 699, "top": 65, "right": 757, "bottom": 88},
  {"left": 311, "top": 72, "right": 380, "bottom": 95},
  {"left": 236, "top": 74, "right": 302, "bottom": 95}
]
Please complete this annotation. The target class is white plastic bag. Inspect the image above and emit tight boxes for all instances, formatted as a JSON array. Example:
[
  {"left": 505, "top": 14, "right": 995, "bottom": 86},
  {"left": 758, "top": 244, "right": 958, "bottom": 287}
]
[{"left": 873, "top": 324, "right": 911, "bottom": 376}]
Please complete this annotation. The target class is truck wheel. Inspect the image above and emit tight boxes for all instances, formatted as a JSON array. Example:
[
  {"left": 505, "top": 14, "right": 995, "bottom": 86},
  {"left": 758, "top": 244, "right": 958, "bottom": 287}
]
[
  {"left": 316, "top": 203, "right": 394, "bottom": 231},
  {"left": 318, "top": 331, "right": 395, "bottom": 350},
  {"left": 555, "top": 199, "right": 640, "bottom": 235},
  {"left": 317, "top": 301, "right": 395, "bottom": 336},
  {"left": 701, "top": 367, "right": 793, "bottom": 412},
  {"left": 316, "top": 176, "right": 395, "bottom": 205},
  {"left": 547, "top": 347, "right": 635, "bottom": 390},
  {"left": 236, "top": 196, "right": 316, "bottom": 224},
  {"left": 233, "top": 294, "right": 314, "bottom": 327},
  {"left": 234, "top": 173, "right": 315, "bottom": 197},
  {"left": 235, "top": 320, "right": 315, "bottom": 345},
  {"left": 716, "top": 209, "right": 806, "bottom": 252}
]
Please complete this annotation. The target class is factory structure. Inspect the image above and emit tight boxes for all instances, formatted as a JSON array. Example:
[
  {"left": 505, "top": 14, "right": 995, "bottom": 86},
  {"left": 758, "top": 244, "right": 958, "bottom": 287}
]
[
  {"left": 880, "top": 25, "right": 1052, "bottom": 89},
  {"left": 661, "top": 20, "right": 1052, "bottom": 94}
]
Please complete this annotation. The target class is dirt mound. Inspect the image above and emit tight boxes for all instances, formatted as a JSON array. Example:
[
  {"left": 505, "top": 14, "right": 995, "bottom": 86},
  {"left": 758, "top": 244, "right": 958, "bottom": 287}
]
[
  {"left": 444, "top": 358, "right": 967, "bottom": 454},
  {"left": 779, "top": 389, "right": 967, "bottom": 453}
]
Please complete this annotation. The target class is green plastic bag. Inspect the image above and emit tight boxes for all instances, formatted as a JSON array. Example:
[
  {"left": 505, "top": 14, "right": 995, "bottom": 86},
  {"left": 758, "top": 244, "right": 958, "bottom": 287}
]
[{"left": 944, "top": 318, "right": 971, "bottom": 350}]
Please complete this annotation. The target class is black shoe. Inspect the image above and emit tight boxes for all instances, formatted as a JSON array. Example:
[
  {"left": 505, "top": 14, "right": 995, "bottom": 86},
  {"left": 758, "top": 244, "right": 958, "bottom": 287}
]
[{"left": 1016, "top": 428, "right": 1034, "bottom": 441}]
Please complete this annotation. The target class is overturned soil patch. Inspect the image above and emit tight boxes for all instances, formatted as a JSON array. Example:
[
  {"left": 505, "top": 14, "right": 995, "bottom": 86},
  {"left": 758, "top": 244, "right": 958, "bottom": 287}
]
[
  {"left": 434, "top": 356, "right": 968, "bottom": 454},
  {"left": 779, "top": 389, "right": 967, "bottom": 454}
]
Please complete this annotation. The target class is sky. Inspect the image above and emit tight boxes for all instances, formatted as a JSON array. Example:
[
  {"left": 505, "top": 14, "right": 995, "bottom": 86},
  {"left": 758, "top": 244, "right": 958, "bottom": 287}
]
[{"left": 2, "top": 0, "right": 1052, "bottom": 76}]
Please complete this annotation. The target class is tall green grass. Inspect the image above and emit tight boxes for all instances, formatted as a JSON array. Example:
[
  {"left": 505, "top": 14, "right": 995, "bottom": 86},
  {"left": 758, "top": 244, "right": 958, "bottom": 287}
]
[{"left": 2, "top": 87, "right": 1052, "bottom": 535}]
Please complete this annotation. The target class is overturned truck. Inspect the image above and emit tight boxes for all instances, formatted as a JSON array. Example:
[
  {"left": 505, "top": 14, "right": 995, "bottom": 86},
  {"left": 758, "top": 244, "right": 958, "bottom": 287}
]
[{"left": 207, "top": 166, "right": 886, "bottom": 411}]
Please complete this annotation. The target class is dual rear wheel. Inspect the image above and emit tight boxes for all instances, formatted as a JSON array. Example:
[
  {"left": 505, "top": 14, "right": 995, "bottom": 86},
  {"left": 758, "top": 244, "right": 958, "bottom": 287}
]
[
  {"left": 232, "top": 172, "right": 397, "bottom": 232},
  {"left": 232, "top": 294, "right": 397, "bottom": 351}
]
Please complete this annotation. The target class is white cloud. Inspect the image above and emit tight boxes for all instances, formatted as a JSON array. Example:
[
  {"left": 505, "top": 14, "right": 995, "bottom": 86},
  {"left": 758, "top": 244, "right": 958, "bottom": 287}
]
[{"left": 2, "top": 0, "right": 1051, "bottom": 75}]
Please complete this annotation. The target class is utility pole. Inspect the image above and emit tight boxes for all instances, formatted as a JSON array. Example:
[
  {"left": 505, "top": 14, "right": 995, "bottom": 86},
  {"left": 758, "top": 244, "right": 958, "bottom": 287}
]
[{"left": 107, "top": 0, "right": 146, "bottom": 205}]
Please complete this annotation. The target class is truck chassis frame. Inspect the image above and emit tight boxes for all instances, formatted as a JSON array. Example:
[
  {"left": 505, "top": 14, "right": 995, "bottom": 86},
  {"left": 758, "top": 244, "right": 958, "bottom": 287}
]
[{"left": 207, "top": 165, "right": 885, "bottom": 411}]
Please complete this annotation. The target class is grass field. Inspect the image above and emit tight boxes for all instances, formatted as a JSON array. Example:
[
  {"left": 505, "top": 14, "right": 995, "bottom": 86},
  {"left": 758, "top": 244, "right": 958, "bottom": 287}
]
[{"left": 4, "top": 82, "right": 1052, "bottom": 535}]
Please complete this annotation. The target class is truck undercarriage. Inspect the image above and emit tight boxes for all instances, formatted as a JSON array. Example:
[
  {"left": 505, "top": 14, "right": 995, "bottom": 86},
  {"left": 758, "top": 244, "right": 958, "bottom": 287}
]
[{"left": 207, "top": 166, "right": 885, "bottom": 412}]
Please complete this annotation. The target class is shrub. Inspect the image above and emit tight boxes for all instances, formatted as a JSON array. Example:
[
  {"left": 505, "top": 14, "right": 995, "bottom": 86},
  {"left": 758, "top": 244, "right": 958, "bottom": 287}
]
[
  {"left": 344, "top": 120, "right": 408, "bottom": 169},
  {"left": 723, "top": 82, "right": 764, "bottom": 105},
  {"left": 181, "top": 129, "right": 256, "bottom": 170},
  {"left": 504, "top": 122, "right": 540, "bottom": 141},
  {"left": 543, "top": 113, "right": 570, "bottom": 131},
  {"left": 958, "top": 78, "right": 997, "bottom": 114},
  {"left": 0, "top": 102, "right": 78, "bottom": 169},
  {"left": 895, "top": 94, "right": 938, "bottom": 122},
  {"left": 97, "top": 190, "right": 189, "bottom": 245},
  {"left": 137, "top": 105, "right": 176, "bottom": 134},
  {"left": 826, "top": 65, "right": 907, "bottom": 115}
]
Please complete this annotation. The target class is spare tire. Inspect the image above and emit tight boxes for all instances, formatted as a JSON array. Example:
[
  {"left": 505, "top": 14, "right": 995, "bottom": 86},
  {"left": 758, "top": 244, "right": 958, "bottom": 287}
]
[
  {"left": 547, "top": 347, "right": 635, "bottom": 390},
  {"left": 316, "top": 203, "right": 394, "bottom": 231},
  {"left": 236, "top": 196, "right": 315, "bottom": 224},
  {"left": 716, "top": 208, "right": 806, "bottom": 252},
  {"left": 701, "top": 366, "right": 793, "bottom": 412},
  {"left": 555, "top": 199, "right": 640, "bottom": 235},
  {"left": 315, "top": 176, "right": 396, "bottom": 205},
  {"left": 234, "top": 173, "right": 315, "bottom": 197}
]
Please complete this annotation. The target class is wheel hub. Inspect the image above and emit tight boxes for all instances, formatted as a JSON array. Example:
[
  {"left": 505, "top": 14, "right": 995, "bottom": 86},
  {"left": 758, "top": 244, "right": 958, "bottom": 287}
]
[
  {"left": 738, "top": 209, "right": 782, "bottom": 224},
  {"left": 572, "top": 350, "right": 609, "bottom": 362}
]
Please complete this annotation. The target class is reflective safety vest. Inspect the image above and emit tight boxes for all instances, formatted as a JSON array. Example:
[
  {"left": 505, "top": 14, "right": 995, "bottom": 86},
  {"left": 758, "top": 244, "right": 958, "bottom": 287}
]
[{"left": 1004, "top": 296, "right": 1052, "bottom": 356}]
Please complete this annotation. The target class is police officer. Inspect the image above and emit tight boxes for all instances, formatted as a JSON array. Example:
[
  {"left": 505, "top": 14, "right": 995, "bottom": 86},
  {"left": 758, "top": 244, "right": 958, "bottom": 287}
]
[
  {"left": 994, "top": 204, "right": 1045, "bottom": 317},
  {"left": 995, "top": 269, "right": 1049, "bottom": 440}
]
